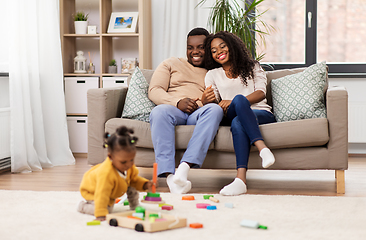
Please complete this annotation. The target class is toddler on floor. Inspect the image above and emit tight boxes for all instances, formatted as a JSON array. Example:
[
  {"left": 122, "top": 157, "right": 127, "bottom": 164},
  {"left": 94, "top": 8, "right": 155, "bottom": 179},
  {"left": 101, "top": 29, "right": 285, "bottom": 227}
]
[{"left": 77, "top": 126, "right": 153, "bottom": 221}]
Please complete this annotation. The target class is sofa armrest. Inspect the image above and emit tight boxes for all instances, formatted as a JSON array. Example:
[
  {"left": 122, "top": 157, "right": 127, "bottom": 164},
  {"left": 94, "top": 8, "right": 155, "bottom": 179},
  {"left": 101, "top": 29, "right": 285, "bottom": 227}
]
[
  {"left": 326, "top": 86, "right": 348, "bottom": 169},
  {"left": 87, "top": 87, "right": 128, "bottom": 165}
]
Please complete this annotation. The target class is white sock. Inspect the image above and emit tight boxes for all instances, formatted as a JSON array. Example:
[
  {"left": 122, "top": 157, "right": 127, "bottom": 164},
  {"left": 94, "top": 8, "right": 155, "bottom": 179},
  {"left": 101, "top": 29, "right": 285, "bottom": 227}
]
[
  {"left": 173, "top": 162, "right": 190, "bottom": 187},
  {"left": 260, "top": 148, "right": 275, "bottom": 168},
  {"left": 167, "top": 174, "right": 192, "bottom": 194},
  {"left": 219, "top": 178, "right": 247, "bottom": 196}
]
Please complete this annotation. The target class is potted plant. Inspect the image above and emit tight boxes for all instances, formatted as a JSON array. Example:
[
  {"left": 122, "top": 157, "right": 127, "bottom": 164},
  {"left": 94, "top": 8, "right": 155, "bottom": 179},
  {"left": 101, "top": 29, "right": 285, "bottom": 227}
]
[
  {"left": 73, "top": 11, "right": 89, "bottom": 34},
  {"left": 108, "top": 59, "right": 117, "bottom": 73},
  {"left": 197, "top": 0, "right": 273, "bottom": 61}
]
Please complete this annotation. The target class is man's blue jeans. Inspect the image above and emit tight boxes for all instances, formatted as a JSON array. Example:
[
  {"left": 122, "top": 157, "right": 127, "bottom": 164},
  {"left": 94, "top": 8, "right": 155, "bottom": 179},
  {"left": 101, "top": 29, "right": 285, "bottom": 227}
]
[
  {"left": 225, "top": 95, "right": 276, "bottom": 169},
  {"left": 149, "top": 103, "right": 223, "bottom": 177}
]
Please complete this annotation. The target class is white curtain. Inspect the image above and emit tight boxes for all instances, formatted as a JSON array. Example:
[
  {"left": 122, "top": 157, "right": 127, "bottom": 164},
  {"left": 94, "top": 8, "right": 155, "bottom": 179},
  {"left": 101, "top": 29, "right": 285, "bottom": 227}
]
[
  {"left": 151, "top": 0, "right": 213, "bottom": 69},
  {"left": 9, "top": 0, "right": 75, "bottom": 173}
]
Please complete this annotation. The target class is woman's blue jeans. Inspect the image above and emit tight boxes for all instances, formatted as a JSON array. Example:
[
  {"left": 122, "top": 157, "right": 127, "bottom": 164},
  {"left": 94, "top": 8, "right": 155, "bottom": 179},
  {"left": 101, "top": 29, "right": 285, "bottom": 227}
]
[{"left": 224, "top": 95, "right": 276, "bottom": 169}]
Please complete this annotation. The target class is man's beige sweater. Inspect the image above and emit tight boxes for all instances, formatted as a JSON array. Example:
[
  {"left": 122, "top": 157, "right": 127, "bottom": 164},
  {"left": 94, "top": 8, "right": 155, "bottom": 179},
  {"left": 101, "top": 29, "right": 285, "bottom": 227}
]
[{"left": 148, "top": 57, "right": 207, "bottom": 107}]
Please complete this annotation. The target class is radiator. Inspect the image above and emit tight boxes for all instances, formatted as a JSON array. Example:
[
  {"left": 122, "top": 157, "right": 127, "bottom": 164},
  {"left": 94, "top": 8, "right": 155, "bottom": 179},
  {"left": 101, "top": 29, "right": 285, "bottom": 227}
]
[
  {"left": 0, "top": 107, "right": 10, "bottom": 160},
  {"left": 348, "top": 102, "right": 366, "bottom": 143}
]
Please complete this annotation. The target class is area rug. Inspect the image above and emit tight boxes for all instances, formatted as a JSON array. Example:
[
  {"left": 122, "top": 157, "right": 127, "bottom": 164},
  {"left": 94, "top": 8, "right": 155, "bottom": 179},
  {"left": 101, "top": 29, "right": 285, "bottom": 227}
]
[{"left": 0, "top": 190, "right": 365, "bottom": 240}]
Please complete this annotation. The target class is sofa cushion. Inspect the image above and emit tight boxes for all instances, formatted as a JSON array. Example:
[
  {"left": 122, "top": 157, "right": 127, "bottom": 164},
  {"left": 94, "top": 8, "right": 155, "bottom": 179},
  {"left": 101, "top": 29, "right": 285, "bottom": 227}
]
[
  {"left": 265, "top": 67, "right": 306, "bottom": 107},
  {"left": 271, "top": 62, "right": 328, "bottom": 122},
  {"left": 121, "top": 67, "right": 156, "bottom": 122},
  {"left": 215, "top": 118, "right": 329, "bottom": 152},
  {"left": 105, "top": 118, "right": 215, "bottom": 150}
]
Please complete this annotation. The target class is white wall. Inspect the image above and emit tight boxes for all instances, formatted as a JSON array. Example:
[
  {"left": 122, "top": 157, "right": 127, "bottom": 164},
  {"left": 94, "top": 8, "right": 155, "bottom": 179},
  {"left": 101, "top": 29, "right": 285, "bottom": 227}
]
[
  {"left": 0, "top": 1, "right": 9, "bottom": 73},
  {"left": 329, "top": 77, "right": 366, "bottom": 154},
  {"left": 151, "top": 0, "right": 212, "bottom": 69}
]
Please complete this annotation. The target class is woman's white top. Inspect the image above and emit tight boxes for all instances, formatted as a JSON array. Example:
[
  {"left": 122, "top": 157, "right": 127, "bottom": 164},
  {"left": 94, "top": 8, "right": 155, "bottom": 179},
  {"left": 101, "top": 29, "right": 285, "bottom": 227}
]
[{"left": 204, "top": 64, "right": 271, "bottom": 112}]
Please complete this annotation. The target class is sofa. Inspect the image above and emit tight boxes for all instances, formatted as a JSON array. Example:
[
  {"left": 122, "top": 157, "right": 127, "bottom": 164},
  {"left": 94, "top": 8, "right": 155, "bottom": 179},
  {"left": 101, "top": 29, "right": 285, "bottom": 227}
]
[{"left": 87, "top": 67, "right": 348, "bottom": 194}]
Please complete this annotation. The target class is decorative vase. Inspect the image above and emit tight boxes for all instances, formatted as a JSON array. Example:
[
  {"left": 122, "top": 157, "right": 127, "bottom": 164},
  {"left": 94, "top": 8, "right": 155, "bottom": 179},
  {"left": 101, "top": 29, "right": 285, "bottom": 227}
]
[
  {"left": 108, "top": 65, "right": 117, "bottom": 74},
  {"left": 74, "top": 21, "right": 88, "bottom": 34}
]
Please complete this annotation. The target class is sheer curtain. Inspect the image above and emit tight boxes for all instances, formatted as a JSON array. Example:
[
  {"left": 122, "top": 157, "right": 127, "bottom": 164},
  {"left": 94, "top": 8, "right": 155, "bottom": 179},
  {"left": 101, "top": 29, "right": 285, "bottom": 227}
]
[
  {"left": 9, "top": 0, "right": 75, "bottom": 173},
  {"left": 151, "top": 0, "right": 213, "bottom": 68}
]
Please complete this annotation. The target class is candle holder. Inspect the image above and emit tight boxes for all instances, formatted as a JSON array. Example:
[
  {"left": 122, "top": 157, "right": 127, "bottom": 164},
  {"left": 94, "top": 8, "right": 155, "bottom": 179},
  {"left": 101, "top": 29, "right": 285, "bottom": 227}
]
[{"left": 74, "top": 51, "right": 87, "bottom": 73}]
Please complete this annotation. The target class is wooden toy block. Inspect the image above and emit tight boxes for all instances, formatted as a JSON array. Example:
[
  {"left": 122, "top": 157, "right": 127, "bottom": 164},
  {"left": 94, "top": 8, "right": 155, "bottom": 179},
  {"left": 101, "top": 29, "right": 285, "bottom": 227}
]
[
  {"left": 225, "top": 203, "right": 234, "bottom": 208},
  {"left": 142, "top": 192, "right": 165, "bottom": 204},
  {"left": 162, "top": 205, "right": 173, "bottom": 210},
  {"left": 189, "top": 223, "right": 203, "bottom": 228},
  {"left": 152, "top": 163, "right": 157, "bottom": 193},
  {"left": 206, "top": 205, "right": 217, "bottom": 210},
  {"left": 145, "top": 196, "right": 162, "bottom": 201},
  {"left": 240, "top": 219, "right": 267, "bottom": 229},
  {"left": 182, "top": 195, "right": 195, "bottom": 200},
  {"left": 159, "top": 203, "right": 173, "bottom": 207},
  {"left": 87, "top": 220, "right": 100, "bottom": 226},
  {"left": 141, "top": 198, "right": 165, "bottom": 204},
  {"left": 106, "top": 210, "right": 187, "bottom": 232},
  {"left": 196, "top": 203, "right": 211, "bottom": 209},
  {"left": 146, "top": 192, "right": 160, "bottom": 198},
  {"left": 203, "top": 195, "right": 214, "bottom": 200},
  {"left": 209, "top": 196, "right": 219, "bottom": 203}
]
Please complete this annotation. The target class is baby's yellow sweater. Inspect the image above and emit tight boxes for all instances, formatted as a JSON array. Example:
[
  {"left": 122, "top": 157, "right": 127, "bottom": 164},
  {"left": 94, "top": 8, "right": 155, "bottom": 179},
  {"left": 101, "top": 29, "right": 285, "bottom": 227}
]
[{"left": 79, "top": 157, "right": 148, "bottom": 217}]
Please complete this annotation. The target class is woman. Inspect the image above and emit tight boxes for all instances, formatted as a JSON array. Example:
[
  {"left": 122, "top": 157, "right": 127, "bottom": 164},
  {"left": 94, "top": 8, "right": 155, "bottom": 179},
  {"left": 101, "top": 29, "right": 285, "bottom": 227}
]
[{"left": 204, "top": 31, "right": 276, "bottom": 196}]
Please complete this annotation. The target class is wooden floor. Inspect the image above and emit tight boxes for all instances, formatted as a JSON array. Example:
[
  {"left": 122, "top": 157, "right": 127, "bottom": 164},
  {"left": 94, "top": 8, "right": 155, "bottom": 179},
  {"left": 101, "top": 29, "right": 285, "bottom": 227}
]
[{"left": 0, "top": 156, "right": 365, "bottom": 197}]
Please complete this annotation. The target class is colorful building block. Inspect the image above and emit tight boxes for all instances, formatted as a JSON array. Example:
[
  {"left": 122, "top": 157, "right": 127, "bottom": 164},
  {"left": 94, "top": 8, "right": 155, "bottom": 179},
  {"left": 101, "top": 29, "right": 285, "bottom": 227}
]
[
  {"left": 206, "top": 205, "right": 217, "bottom": 210},
  {"left": 182, "top": 195, "right": 195, "bottom": 200},
  {"left": 240, "top": 219, "right": 267, "bottom": 229},
  {"left": 225, "top": 203, "right": 234, "bottom": 208},
  {"left": 189, "top": 223, "right": 203, "bottom": 228},
  {"left": 203, "top": 195, "right": 214, "bottom": 200},
  {"left": 162, "top": 205, "right": 173, "bottom": 210},
  {"left": 209, "top": 196, "right": 219, "bottom": 203},
  {"left": 196, "top": 203, "right": 211, "bottom": 209},
  {"left": 145, "top": 196, "right": 162, "bottom": 201},
  {"left": 87, "top": 220, "right": 101, "bottom": 226}
]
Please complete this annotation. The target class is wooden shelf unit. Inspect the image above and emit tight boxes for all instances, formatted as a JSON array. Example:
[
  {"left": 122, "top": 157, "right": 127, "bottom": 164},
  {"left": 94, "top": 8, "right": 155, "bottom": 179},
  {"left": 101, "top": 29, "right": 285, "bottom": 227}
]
[
  {"left": 60, "top": 0, "right": 151, "bottom": 153},
  {"left": 59, "top": 0, "right": 152, "bottom": 79}
]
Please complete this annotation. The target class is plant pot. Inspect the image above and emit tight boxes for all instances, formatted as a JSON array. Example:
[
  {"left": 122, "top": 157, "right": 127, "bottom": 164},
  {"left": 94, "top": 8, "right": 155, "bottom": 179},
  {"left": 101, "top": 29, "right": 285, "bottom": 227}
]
[
  {"left": 74, "top": 21, "right": 88, "bottom": 34},
  {"left": 108, "top": 66, "right": 117, "bottom": 74}
]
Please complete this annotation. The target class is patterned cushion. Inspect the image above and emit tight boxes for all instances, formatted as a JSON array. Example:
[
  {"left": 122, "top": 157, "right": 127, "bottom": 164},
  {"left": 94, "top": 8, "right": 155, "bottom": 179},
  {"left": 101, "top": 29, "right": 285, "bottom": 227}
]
[
  {"left": 121, "top": 67, "right": 156, "bottom": 122},
  {"left": 271, "top": 62, "right": 327, "bottom": 122}
]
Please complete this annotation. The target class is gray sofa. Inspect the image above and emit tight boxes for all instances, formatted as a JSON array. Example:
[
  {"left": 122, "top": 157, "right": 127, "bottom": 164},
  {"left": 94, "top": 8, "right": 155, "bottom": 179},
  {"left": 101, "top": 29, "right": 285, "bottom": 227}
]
[{"left": 87, "top": 68, "right": 348, "bottom": 194}]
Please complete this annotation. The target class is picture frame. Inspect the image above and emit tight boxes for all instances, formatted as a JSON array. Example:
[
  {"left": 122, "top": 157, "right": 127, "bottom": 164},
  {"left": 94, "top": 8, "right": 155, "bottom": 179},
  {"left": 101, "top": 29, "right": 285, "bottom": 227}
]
[
  {"left": 107, "top": 12, "right": 139, "bottom": 33},
  {"left": 121, "top": 58, "right": 137, "bottom": 73}
]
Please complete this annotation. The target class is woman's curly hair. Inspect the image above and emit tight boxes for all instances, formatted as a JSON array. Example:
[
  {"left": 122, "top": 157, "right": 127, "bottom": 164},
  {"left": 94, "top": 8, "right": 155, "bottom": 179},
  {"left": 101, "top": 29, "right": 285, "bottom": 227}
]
[{"left": 204, "top": 31, "right": 257, "bottom": 85}]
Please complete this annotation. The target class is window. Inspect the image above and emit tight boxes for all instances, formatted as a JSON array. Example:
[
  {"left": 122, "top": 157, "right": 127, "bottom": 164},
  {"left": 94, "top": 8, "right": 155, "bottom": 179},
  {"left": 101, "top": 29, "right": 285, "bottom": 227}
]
[
  {"left": 317, "top": 0, "right": 366, "bottom": 63},
  {"left": 255, "top": 0, "right": 366, "bottom": 74},
  {"left": 256, "top": 0, "right": 306, "bottom": 63}
]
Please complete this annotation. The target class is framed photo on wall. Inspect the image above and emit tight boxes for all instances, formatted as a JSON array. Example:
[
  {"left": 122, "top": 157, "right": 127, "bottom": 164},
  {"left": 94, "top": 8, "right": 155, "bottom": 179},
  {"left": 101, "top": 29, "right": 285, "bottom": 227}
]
[{"left": 107, "top": 12, "right": 139, "bottom": 33}]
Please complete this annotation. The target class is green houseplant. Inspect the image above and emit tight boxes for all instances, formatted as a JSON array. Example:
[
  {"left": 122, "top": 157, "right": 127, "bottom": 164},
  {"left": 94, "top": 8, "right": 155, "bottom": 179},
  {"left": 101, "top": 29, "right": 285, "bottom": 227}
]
[
  {"left": 73, "top": 11, "right": 89, "bottom": 34},
  {"left": 108, "top": 59, "right": 117, "bottom": 74},
  {"left": 197, "top": 0, "right": 273, "bottom": 61}
]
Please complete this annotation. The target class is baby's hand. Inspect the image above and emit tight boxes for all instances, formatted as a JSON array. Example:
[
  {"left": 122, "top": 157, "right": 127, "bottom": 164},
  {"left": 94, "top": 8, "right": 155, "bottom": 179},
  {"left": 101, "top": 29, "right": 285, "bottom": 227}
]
[
  {"left": 95, "top": 216, "right": 106, "bottom": 221},
  {"left": 143, "top": 180, "right": 155, "bottom": 192}
]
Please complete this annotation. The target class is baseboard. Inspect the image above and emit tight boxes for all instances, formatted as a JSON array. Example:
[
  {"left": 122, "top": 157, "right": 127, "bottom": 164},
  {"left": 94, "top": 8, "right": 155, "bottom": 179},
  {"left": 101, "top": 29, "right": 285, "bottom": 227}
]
[
  {"left": 348, "top": 153, "right": 366, "bottom": 158},
  {"left": 348, "top": 143, "right": 366, "bottom": 154},
  {"left": 73, "top": 153, "right": 88, "bottom": 158}
]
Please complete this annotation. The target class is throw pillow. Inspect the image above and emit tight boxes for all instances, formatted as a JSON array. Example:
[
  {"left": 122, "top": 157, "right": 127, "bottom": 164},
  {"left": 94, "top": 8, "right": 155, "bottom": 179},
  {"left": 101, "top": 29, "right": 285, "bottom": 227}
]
[
  {"left": 271, "top": 61, "right": 327, "bottom": 122},
  {"left": 121, "top": 67, "right": 156, "bottom": 122}
]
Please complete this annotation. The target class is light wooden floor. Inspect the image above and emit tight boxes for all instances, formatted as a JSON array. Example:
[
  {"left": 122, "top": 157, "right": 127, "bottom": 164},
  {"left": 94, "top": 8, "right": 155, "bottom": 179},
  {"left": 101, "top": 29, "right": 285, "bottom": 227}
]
[{"left": 1, "top": 156, "right": 365, "bottom": 197}]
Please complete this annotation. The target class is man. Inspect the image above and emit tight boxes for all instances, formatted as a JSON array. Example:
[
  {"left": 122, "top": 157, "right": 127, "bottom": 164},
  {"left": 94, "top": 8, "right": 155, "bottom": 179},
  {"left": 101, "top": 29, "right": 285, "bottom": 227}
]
[{"left": 148, "top": 28, "right": 223, "bottom": 194}]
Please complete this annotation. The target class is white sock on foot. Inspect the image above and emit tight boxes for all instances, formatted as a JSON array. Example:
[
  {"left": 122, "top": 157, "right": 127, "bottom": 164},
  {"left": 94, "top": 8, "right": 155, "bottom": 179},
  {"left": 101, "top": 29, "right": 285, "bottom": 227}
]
[
  {"left": 173, "top": 162, "right": 190, "bottom": 186},
  {"left": 167, "top": 174, "right": 192, "bottom": 194},
  {"left": 260, "top": 148, "right": 275, "bottom": 168},
  {"left": 219, "top": 178, "right": 247, "bottom": 196}
]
